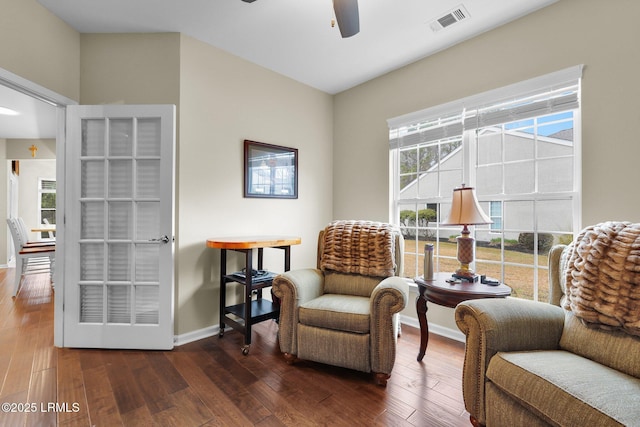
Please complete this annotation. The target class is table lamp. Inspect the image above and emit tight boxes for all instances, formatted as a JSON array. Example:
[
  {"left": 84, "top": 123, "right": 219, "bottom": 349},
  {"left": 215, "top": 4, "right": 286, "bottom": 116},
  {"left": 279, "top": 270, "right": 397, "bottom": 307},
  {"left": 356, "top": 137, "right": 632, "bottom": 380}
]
[{"left": 442, "top": 184, "right": 492, "bottom": 280}]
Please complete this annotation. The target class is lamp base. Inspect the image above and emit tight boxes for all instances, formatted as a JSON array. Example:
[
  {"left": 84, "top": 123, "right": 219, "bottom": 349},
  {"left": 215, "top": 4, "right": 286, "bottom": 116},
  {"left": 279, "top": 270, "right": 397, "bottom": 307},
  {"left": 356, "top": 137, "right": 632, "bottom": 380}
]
[{"left": 455, "top": 228, "right": 477, "bottom": 282}]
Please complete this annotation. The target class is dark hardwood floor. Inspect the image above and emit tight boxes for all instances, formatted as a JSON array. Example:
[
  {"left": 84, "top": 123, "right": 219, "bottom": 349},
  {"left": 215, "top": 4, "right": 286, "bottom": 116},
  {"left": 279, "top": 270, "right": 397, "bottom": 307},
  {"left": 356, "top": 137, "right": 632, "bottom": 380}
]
[{"left": 0, "top": 270, "right": 471, "bottom": 427}]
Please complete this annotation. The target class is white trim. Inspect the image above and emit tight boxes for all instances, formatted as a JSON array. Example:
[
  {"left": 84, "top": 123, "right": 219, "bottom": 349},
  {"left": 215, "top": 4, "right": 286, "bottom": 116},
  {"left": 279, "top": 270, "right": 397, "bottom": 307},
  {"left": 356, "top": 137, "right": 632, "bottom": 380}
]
[
  {"left": 172, "top": 318, "right": 464, "bottom": 348},
  {"left": 0, "top": 68, "right": 76, "bottom": 107},
  {"left": 174, "top": 325, "right": 221, "bottom": 347},
  {"left": 387, "top": 65, "right": 584, "bottom": 129},
  {"left": 400, "top": 314, "right": 465, "bottom": 343},
  {"left": 0, "top": 67, "right": 78, "bottom": 348}
]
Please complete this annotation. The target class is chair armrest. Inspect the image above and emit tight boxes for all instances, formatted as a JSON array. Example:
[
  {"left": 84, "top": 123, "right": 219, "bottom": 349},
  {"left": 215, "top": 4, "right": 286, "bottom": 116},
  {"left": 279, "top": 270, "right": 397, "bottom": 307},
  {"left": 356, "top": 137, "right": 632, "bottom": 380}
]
[
  {"left": 370, "top": 276, "right": 409, "bottom": 315},
  {"left": 454, "top": 298, "right": 565, "bottom": 425},
  {"left": 272, "top": 269, "right": 324, "bottom": 355},
  {"left": 370, "top": 277, "right": 409, "bottom": 374}
]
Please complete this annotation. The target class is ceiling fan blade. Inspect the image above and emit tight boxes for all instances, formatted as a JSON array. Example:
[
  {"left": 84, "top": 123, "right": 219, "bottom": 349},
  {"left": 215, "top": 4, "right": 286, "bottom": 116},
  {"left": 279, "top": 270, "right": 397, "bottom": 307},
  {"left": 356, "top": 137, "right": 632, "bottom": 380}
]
[{"left": 333, "top": 0, "right": 360, "bottom": 38}]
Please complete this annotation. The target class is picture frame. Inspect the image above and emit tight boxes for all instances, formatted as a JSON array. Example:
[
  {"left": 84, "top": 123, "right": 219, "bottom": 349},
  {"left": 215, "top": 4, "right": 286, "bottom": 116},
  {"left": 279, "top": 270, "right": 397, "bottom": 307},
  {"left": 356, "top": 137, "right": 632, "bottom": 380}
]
[{"left": 244, "top": 140, "right": 298, "bottom": 199}]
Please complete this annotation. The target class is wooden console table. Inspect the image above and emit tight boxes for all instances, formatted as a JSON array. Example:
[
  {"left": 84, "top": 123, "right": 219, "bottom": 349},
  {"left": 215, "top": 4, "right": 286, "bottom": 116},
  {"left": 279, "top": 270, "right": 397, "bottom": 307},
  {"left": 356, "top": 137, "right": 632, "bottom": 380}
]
[
  {"left": 414, "top": 272, "right": 511, "bottom": 361},
  {"left": 207, "top": 236, "right": 301, "bottom": 355}
]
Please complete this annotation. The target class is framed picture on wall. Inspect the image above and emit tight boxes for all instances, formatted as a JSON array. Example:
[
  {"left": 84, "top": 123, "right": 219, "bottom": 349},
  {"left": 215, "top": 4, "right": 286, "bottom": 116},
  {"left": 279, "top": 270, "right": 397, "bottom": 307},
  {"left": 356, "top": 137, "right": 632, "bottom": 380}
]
[{"left": 244, "top": 140, "right": 298, "bottom": 199}]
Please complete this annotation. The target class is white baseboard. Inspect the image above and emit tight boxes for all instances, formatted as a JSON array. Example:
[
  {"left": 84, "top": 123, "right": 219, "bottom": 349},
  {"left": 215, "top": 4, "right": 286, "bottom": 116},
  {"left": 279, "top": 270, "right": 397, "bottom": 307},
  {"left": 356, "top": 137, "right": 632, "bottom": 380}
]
[
  {"left": 173, "top": 316, "right": 464, "bottom": 347},
  {"left": 173, "top": 324, "right": 220, "bottom": 347},
  {"left": 400, "top": 314, "right": 465, "bottom": 343}
]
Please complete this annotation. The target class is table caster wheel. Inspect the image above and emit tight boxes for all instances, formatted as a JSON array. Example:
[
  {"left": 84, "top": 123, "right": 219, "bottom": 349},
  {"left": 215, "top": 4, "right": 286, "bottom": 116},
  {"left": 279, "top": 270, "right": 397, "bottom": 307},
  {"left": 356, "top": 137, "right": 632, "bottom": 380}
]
[{"left": 242, "top": 345, "right": 250, "bottom": 355}]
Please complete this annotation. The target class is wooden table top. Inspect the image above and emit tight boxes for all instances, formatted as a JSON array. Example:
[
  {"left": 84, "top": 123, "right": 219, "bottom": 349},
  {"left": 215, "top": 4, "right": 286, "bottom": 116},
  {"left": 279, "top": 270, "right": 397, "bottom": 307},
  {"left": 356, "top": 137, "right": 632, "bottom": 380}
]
[
  {"left": 31, "top": 226, "right": 56, "bottom": 233},
  {"left": 206, "top": 236, "right": 301, "bottom": 250},
  {"left": 414, "top": 272, "right": 511, "bottom": 308}
]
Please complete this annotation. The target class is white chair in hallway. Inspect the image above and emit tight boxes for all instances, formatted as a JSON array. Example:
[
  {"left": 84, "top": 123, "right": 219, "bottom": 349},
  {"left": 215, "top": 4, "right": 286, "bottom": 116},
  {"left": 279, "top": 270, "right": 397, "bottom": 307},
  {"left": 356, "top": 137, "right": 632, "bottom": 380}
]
[
  {"left": 16, "top": 217, "right": 55, "bottom": 246},
  {"left": 6, "top": 218, "right": 55, "bottom": 296},
  {"left": 41, "top": 218, "right": 56, "bottom": 240}
]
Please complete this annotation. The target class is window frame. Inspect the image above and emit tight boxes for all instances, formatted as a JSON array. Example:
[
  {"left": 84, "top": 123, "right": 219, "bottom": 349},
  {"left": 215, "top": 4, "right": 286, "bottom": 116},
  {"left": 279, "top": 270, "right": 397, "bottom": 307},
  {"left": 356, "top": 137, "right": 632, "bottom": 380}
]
[
  {"left": 388, "top": 66, "right": 583, "bottom": 301},
  {"left": 38, "top": 177, "right": 56, "bottom": 229}
]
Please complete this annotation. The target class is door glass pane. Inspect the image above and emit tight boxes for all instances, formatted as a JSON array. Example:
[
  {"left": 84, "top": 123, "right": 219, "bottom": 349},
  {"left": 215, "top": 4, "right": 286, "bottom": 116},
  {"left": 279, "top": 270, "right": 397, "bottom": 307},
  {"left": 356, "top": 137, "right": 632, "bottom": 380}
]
[
  {"left": 82, "top": 119, "right": 105, "bottom": 157},
  {"left": 108, "top": 160, "right": 133, "bottom": 198},
  {"left": 80, "top": 285, "right": 103, "bottom": 323},
  {"left": 136, "top": 202, "right": 159, "bottom": 241},
  {"left": 81, "top": 202, "right": 104, "bottom": 239},
  {"left": 109, "top": 119, "right": 133, "bottom": 157},
  {"left": 107, "top": 285, "right": 131, "bottom": 323},
  {"left": 80, "top": 243, "right": 104, "bottom": 280},
  {"left": 81, "top": 160, "right": 105, "bottom": 198},
  {"left": 135, "top": 244, "right": 159, "bottom": 282},
  {"left": 135, "top": 286, "right": 159, "bottom": 324},
  {"left": 136, "top": 160, "right": 161, "bottom": 198},
  {"left": 137, "top": 118, "right": 161, "bottom": 157},
  {"left": 108, "top": 243, "right": 131, "bottom": 281},
  {"left": 109, "top": 202, "right": 133, "bottom": 239}
]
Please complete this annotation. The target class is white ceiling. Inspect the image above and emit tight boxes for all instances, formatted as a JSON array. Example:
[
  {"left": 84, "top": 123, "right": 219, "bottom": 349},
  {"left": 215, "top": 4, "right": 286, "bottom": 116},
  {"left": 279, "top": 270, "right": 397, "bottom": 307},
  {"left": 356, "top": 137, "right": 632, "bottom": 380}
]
[
  {"left": 0, "top": 84, "right": 57, "bottom": 139},
  {"left": 1, "top": 0, "right": 558, "bottom": 139}
]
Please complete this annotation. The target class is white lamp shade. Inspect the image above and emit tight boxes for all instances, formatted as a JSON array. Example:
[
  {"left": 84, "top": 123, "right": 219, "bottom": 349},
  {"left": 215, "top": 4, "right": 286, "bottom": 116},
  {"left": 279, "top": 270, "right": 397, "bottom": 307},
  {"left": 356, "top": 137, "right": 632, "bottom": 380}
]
[{"left": 443, "top": 186, "right": 492, "bottom": 226}]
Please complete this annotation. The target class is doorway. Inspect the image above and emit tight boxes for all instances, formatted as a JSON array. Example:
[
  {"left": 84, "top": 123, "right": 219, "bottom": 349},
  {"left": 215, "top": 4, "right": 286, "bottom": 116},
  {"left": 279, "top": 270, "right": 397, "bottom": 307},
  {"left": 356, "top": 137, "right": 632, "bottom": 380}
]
[{"left": 0, "top": 67, "right": 76, "bottom": 346}]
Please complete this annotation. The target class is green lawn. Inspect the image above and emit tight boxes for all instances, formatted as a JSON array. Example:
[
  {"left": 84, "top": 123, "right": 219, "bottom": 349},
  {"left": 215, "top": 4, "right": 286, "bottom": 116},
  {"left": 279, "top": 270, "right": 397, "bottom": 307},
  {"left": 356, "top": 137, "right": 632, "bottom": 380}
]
[{"left": 403, "top": 239, "right": 550, "bottom": 301}]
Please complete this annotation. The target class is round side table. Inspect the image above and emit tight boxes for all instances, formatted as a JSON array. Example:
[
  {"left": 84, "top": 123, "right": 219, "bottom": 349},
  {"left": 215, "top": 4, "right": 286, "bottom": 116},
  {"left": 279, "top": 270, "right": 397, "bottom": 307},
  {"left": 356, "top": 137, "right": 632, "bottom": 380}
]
[{"left": 414, "top": 272, "right": 511, "bottom": 361}]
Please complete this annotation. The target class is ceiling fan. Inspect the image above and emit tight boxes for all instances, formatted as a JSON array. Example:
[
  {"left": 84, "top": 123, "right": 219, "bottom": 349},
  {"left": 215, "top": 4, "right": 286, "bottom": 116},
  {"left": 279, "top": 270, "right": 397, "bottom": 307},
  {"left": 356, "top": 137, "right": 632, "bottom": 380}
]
[{"left": 240, "top": 0, "right": 360, "bottom": 38}]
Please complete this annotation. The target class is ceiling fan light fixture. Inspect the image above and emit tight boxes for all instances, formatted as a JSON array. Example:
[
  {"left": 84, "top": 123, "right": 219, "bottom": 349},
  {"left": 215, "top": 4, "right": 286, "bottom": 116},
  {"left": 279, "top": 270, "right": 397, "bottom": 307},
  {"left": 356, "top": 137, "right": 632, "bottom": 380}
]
[{"left": 333, "top": 0, "right": 360, "bottom": 38}]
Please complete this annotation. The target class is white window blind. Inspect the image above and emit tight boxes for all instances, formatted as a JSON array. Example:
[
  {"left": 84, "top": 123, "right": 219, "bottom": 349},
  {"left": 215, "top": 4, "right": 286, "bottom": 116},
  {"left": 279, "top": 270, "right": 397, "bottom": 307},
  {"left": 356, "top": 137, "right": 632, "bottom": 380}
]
[{"left": 389, "top": 65, "right": 583, "bottom": 150}]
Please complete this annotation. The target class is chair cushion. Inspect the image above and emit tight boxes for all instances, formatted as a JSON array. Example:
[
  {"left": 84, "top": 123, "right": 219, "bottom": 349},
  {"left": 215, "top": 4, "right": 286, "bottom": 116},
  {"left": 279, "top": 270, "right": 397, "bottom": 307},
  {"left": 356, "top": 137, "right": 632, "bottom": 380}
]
[
  {"left": 323, "top": 271, "right": 381, "bottom": 297},
  {"left": 487, "top": 350, "right": 640, "bottom": 427},
  {"left": 298, "top": 294, "right": 370, "bottom": 334},
  {"left": 559, "top": 310, "right": 640, "bottom": 378}
]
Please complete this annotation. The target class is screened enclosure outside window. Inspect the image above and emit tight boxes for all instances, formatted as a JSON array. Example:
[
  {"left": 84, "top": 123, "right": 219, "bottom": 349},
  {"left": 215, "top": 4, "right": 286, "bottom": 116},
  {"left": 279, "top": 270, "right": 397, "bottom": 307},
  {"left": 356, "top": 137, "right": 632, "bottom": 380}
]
[{"left": 389, "top": 66, "right": 582, "bottom": 301}]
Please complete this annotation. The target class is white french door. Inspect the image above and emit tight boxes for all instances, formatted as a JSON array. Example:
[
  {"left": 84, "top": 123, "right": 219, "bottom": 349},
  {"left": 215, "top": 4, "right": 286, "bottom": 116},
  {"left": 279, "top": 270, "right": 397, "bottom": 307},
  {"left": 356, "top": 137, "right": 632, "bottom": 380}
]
[{"left": 63, "top": 105, "right": 175, "bottom": 349}]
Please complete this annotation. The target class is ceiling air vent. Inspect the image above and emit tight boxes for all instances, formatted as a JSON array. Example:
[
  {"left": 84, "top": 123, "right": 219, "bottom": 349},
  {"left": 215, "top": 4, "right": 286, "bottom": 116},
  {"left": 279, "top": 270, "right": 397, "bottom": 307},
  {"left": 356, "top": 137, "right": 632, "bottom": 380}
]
[{"left": 430, "top": 5, "right": 469, "bottom": 32}]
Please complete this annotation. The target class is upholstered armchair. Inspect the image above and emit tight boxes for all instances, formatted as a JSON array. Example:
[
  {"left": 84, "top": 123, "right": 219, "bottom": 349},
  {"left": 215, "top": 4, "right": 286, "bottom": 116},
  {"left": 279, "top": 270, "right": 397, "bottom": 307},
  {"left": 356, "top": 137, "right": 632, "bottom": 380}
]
[
  {"left": 455, "top": 222, "right": 640, "bottom": 427},
  {"left": 272, "top": 220, "right": 409, "bottom": 386}
]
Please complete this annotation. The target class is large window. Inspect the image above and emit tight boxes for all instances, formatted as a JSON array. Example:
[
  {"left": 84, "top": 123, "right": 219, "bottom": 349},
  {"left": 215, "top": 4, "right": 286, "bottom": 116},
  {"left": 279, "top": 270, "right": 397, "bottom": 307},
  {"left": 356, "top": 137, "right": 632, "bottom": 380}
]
[{"left": 389, "top": 66, "right": 582, "bottom": 301}]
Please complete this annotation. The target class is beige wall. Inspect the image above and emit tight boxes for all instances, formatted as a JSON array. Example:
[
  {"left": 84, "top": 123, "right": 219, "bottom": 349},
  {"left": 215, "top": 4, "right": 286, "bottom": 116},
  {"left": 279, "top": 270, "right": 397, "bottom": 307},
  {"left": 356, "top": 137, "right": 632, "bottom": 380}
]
[
  {"left": 333, "top": 0, "right": 640, "bottom": 331},
  {"left": 176, "top": 36, "right": 333, "bottom": 335},
  {"left": 80, "top": 33, "right": 181, "bottom": 106},
  {"left": 79, "top": 33, "right": 334, "bottom": 335},
  {"left": 0, "top": 0, "right": 80, "bottom": 101},
  {"left": 0, "top": 0, "right": 77, "bottom": 268},
  {"left": 6, "top": 138, "right": 56, "bottom": 160}
]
